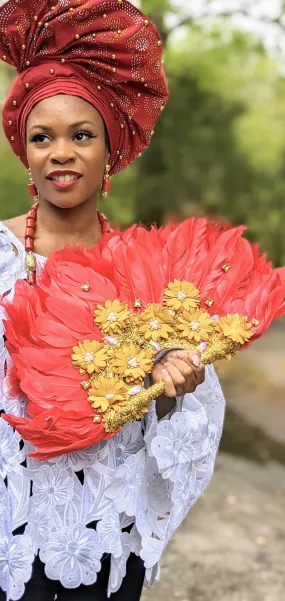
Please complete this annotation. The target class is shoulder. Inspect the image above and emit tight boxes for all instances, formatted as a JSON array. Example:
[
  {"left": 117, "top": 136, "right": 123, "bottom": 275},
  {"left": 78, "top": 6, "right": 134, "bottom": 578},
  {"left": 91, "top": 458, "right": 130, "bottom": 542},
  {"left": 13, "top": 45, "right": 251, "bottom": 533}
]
[
  {"left": 2, "top": 215, "right": 26, "bottom": 245},
  {"left": 0, "top": 219, "right": 25, "bottom": 297}
]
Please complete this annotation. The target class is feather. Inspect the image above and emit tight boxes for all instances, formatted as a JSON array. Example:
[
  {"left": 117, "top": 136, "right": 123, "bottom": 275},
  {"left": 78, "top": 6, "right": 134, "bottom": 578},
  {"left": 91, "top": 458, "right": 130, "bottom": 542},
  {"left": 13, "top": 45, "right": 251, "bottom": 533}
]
[
  {"left": 45, "top": 295, "right": 98, "bottom": 336},
  {"left": 189, "top": 227, "right": 246, "bottom": 294},
  {"left": 162, "top": 218, "right": 208, "bottom": 283},
  {"left": 112, "top": 229, "right": 164, "bottom": 307}
]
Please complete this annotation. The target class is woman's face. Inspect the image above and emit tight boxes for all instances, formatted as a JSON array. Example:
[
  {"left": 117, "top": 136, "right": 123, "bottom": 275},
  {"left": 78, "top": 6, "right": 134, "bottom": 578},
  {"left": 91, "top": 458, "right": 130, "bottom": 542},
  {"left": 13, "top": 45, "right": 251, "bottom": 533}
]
[{"left": 26, "top": 94, "right": 109, "bottom": 209}]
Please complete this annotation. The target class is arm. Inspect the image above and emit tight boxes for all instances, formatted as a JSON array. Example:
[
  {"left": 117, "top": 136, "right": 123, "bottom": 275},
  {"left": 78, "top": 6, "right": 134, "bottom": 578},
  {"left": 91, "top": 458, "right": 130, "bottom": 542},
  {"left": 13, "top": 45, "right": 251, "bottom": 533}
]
[
  {"left": 141, "top": 364, "right": 225, "bottom": 581},
  {"left": 104, "top": 360, "right": 225, "bottom": 592}
]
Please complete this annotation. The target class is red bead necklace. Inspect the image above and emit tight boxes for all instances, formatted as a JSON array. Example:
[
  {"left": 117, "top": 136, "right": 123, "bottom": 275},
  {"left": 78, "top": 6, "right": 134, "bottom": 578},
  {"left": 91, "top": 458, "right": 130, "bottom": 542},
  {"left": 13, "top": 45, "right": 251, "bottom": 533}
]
[{"left": 24, "top": 202, "right": 111, "bottom": 285}]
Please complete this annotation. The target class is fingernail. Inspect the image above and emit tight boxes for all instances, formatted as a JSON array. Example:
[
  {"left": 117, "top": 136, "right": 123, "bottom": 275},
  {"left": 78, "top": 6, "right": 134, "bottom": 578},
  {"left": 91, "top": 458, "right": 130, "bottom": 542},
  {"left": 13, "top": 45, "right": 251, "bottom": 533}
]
[
  {"left": 162, "top": 369, "right": 168, "bottom": 377},
  {"left": 192, "top": 355, "right": 201, "bottom": 368},
  {"left": 177, "top": 351, "right": 186, "bottom": 359}
]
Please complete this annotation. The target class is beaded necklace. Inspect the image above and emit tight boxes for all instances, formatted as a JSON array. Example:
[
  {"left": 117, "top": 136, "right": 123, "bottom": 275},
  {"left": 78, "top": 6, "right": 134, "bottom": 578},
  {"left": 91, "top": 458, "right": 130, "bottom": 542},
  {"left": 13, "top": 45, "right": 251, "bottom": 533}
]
[{"left": 24, "top": 201, "right": 110, "bottom": 285}]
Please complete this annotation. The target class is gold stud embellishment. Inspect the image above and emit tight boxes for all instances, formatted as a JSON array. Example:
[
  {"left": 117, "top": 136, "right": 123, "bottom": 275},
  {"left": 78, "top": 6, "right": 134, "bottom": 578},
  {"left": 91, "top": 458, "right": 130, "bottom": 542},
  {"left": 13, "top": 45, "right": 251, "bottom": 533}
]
[
  {"left": 252, "top": 318, "right": 260, "bottom": 327},
  {"left": 205, "top": 299, "right": 214, "bottom": 308},
  {"left": 81, "top": 380, "right": 91, "bottom": 390},
  {"left": 50, "top": 69, "right": 55, "bottom": 74},
  {"left": 134, "top": 300, "right": 142, "bottom": 309},
  {"left": 81, "top": 284, "right": 91, "bottom": 293},
  {"left": 222, "top": 264, "right": 231, "bottom": 273}
]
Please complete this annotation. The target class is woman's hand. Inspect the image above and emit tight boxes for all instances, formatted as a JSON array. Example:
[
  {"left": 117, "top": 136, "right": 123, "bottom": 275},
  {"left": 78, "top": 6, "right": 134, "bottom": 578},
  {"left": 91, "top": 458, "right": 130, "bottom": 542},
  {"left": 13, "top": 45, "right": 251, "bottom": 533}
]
[
  {"left": 151, "top": 350, "right": 205, "bottom": 419},
  {"left": 152, "top": 349, "right": 205, "bottom": 397}
]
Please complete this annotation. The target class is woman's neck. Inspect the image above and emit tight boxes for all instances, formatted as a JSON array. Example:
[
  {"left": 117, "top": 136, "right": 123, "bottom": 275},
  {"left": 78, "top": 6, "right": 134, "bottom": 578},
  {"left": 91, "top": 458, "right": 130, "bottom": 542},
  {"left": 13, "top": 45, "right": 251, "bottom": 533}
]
[{"left": 34, "top": 196, "right": 102, "bottom": 257}]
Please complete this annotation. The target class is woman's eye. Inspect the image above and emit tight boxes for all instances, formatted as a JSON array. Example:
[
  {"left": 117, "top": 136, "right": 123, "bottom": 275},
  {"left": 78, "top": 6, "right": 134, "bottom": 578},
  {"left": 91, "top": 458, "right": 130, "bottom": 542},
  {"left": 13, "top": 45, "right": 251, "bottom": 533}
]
[
  {"left": 32, "top": 133, "right": 49, "bottom": 143},
  {"left": 74, "top": 131, "right": 95, "bottom": 141}
]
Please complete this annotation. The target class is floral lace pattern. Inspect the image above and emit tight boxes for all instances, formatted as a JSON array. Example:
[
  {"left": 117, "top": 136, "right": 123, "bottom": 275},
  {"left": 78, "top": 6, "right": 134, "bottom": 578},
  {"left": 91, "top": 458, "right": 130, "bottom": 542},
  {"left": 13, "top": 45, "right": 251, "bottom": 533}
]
[{"left": 0, "top": 226, "right": 226, "bottom": 599}]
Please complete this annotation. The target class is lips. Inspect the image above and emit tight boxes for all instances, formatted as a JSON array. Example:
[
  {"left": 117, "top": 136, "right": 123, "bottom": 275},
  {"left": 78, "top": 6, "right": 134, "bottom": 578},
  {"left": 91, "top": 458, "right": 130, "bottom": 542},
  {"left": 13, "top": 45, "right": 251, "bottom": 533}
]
[
  {"left": 46, "top": 170, "right": 83, "bottom": 192},
  {"left": 46, "top": 170, "right": 83, "bottom": 191},
  {"left": 46, "top": 170, "right": 82, "bottom": 183}
]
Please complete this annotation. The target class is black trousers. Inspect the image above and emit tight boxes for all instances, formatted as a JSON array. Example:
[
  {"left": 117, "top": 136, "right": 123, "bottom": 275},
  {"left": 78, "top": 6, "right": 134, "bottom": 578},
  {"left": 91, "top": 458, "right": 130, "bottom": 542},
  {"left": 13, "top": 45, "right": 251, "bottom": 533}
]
[{"left": 0, "top": 552, "right": 145, "bottom": 601}]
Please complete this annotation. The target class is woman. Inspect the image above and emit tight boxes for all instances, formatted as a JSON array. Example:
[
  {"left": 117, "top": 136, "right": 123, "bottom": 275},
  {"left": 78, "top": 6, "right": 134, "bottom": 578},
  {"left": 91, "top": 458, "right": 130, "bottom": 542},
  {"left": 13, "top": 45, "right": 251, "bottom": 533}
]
[{"left": 0, "top": 1, "right": 225, "bottom": 600}]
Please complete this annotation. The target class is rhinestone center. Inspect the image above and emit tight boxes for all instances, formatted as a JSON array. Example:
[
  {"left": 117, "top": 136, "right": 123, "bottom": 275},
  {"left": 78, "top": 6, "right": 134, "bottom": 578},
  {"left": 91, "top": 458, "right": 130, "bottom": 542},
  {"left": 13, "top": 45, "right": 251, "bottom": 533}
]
[
  {"left": 149, "top": 319, "right": 161, "bottom": 331},
  {"left": 83, "top": 352, "right": 95, "bottom": 363},
  {"left": 128, "top": 357, "right": 140, "bottom": 369},
  {"left": 189, "top": 321, "right": 201, "bottom": 332},
  {"left": 176, "top": 291, "right": 187, "bottom": 301},
  {"left": 106, "top": 393, "right": 114, "bottom": 400},
  {"left": 107, "top": 312, "right": 118, "bottom": 323}
]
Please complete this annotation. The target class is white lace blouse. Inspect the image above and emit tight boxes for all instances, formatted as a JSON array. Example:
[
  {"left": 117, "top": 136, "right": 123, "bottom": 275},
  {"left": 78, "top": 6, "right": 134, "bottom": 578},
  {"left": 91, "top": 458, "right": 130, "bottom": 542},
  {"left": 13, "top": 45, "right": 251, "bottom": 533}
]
[{"left": 0, "top": 223, "right": 226, "bottom": 600}]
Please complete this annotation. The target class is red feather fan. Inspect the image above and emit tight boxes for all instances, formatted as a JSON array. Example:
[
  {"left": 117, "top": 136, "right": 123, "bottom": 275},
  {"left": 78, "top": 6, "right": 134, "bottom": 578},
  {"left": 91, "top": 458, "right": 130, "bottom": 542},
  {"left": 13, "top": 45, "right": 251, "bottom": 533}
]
[{"left": 2, "top": 218, "right": 285, "bottom": 461}]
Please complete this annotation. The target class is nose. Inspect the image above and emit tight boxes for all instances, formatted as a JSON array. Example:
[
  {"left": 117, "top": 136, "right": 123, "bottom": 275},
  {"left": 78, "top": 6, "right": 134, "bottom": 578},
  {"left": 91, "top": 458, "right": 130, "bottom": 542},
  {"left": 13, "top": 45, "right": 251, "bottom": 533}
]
[{"left": 50, "top": 139, "right": 76, "bottom": 165}]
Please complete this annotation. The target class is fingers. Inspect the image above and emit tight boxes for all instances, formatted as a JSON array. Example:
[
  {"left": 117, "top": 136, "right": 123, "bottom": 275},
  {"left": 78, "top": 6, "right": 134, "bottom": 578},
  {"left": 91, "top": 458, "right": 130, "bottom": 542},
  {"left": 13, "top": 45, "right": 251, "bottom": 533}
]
[
  {"left": 176, "top": 350, "right": 201, "bottom": 368},
  {"left": 176, "top": 351, "right": 205, "bottom": 385},
  {"left": 163, "top": 362, "right": 188, "bottom": 397},
  {"left": 161, "top": 369, "right": 177, "bottom": 398},
  {"left": 152, "top": 349, "right": 206, "bottom": 398}
]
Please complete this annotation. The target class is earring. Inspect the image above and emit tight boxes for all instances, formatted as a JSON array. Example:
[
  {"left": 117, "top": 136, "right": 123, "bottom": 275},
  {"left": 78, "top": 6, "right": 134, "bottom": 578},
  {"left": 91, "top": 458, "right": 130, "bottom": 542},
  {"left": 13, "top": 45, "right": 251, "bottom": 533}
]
[
  {"left": 102, "top": 164, "right": 111, "bottom": 198},
  {"left": 27, "top": 168, "right": 38, "bottom": 199}
]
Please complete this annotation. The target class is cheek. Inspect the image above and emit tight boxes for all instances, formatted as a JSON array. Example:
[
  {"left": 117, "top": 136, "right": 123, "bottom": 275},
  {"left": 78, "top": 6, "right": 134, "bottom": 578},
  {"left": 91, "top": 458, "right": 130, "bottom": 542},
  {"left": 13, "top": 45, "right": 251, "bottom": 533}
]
[
  {"left": 83, "top": 147, "right": 107, "bottom": 180},
  {"left": 26, "top": 144, "right": 45, "bottom": 172}
]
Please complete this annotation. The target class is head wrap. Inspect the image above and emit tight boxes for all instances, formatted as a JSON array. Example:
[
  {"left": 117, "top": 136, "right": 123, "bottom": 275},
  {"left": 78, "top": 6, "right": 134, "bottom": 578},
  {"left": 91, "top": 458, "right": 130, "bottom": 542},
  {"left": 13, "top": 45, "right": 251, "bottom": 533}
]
[{"left": 0, "top": 0, "right": 169, "bottom": 174}]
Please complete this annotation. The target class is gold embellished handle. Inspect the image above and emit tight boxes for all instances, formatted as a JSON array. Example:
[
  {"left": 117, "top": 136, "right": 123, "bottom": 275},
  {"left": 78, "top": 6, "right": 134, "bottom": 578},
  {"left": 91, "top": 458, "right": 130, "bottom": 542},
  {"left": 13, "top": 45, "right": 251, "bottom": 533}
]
[
  {"left": 102, "top": 339, "right": 241, "bottom": 433},
  {"left": 103, "top": 380, "right": 166, "bottom": 432}
]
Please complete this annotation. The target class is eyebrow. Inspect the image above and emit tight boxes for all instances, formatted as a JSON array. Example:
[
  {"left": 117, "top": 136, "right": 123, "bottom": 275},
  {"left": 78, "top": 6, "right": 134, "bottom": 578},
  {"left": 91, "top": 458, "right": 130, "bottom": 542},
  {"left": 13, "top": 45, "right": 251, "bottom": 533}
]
[{"left": 29, "top": 120, "right": 97, "bottom": 132}]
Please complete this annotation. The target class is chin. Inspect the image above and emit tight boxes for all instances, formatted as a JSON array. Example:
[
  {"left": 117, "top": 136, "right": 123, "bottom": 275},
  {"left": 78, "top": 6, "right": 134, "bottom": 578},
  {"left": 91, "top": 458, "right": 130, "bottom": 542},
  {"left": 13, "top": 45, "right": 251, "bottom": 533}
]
[
  {"left": 45, "top": 192, "right": 92, "bottom": 210},
  {"left": 49, "top": 199, "right": 86, "bottom": 210}
]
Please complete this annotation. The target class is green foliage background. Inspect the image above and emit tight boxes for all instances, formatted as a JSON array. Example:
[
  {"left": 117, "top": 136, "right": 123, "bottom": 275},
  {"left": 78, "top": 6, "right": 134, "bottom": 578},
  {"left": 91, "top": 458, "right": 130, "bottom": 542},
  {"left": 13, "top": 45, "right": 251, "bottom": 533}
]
[{"left": 1, "top": 1, "right": 285, "bottom": 265}]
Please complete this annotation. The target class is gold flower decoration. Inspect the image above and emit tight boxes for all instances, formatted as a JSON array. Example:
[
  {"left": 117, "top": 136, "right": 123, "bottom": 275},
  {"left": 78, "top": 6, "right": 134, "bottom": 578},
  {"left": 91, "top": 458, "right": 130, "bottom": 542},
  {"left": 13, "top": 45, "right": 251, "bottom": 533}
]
[
  {"left": 138, "top": 304, "right": 174, "bottom": 342},
  {"left": 94, "top": 300, "right": 130, "bottom": 334},
  {"left": 112, "top": 345, "right": 154, "bottom": 384},
  {"left": 215, "top": 314, "right": 253, "bottom": 345},
  {"left": 72, "top": 340, "right": 108, "bottom": 375},
  {"left": 164, "top": 280, "right": 200, "bottom": 311},
  {"left": 177, "top": 308, "right": 214, "bottom": 343},
  {"left": 88, "top": 377, "right": 128, "bottom": 414}
]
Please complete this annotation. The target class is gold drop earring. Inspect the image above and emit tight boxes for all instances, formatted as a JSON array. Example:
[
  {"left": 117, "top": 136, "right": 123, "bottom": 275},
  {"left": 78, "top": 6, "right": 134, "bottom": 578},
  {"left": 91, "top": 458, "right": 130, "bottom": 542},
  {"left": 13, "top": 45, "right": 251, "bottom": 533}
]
[
  {"left": 102, "top": 164, "right": 111, "bottom": 198},
  {"left": 27, "top": 168, "right": 39, "bottom": 200}
]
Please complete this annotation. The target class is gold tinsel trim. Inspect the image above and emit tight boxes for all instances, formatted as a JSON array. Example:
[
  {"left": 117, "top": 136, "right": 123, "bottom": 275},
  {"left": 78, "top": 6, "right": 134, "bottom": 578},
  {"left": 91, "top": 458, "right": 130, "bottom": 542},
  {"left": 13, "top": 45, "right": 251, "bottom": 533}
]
[{"left": 70, "top": 285, "right": 253, "bottom": 433}]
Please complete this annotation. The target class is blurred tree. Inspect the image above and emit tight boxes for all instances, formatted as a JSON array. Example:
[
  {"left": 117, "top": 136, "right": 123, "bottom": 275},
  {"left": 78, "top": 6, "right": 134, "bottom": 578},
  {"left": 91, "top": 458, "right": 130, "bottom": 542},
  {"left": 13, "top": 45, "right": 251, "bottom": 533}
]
[{"left": 1, "top": 0, "right": 285, "bottom": 266}]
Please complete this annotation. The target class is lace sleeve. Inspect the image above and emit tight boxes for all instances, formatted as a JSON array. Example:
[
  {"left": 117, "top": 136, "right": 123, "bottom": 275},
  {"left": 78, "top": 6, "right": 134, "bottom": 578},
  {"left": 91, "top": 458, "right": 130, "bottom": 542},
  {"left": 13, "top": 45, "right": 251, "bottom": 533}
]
[
  {"left": 104, "top": 365, "right": 225, "bottom": 587},
  {"left": 0, "top": 226, "right": 25, "bottom": 415}
]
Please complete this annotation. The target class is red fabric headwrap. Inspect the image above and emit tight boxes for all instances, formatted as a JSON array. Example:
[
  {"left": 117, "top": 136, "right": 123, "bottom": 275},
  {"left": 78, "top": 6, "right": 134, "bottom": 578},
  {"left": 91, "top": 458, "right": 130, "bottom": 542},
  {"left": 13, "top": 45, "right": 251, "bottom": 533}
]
[{"left": 0, "top": 0, "right": 169, "bottom": 174}]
